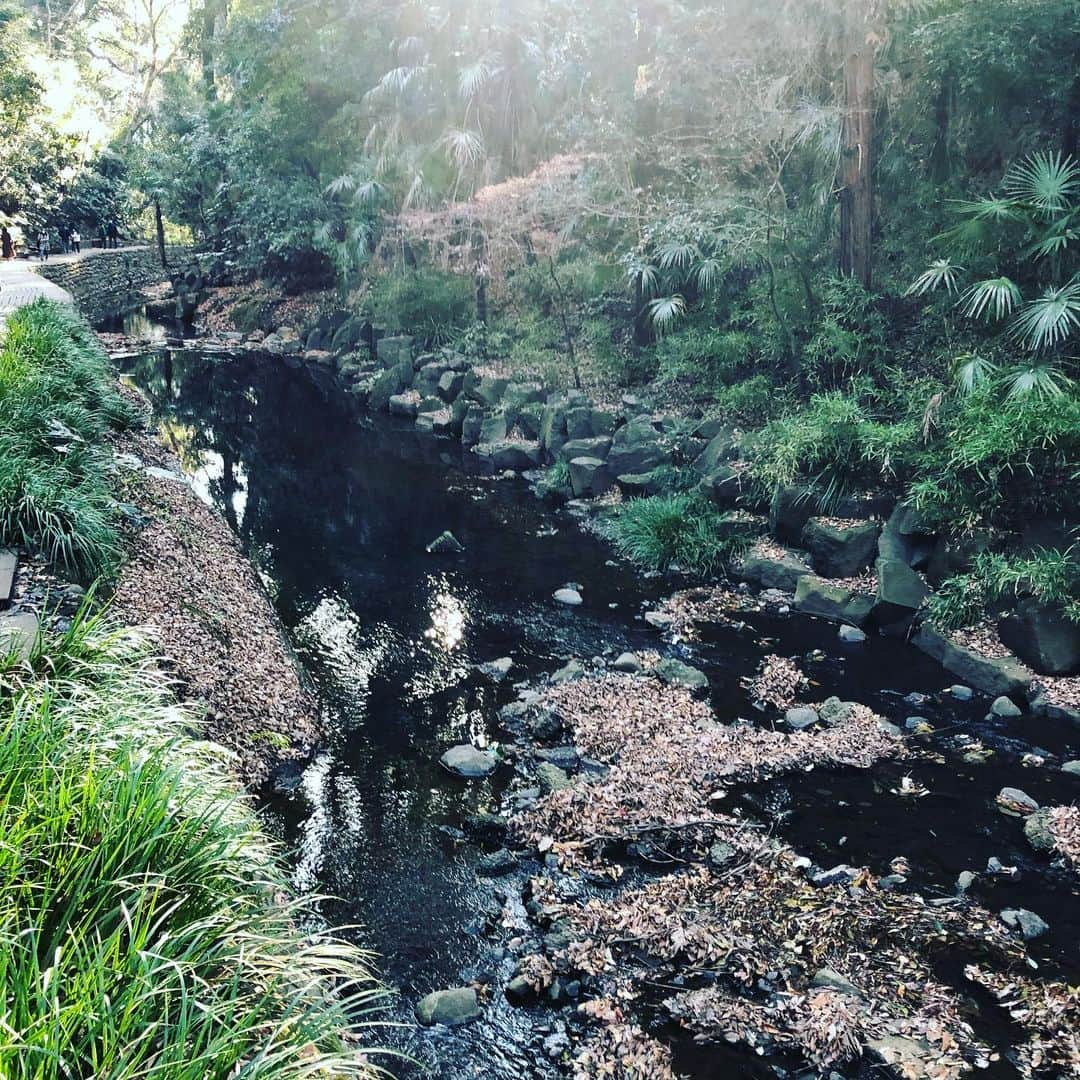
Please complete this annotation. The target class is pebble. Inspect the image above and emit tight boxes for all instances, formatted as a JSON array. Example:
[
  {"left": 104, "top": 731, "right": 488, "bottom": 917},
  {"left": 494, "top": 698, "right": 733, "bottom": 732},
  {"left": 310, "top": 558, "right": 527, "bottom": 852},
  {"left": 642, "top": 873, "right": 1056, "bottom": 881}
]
[
  {"left": 995, "top": 786, "right": 1039, "bottom": 817},
  {"left": 612, "top": 651, "right": 642, "bottom": 673},
  {"left": 990, "top": 695, "right": 1022, "bottom": 718},
  {"left": 440, "top": 744, "right": 498, "bottom": 778},
  {"left": 956, "top": 870, "right": 978, "bottom": 892},
  {"left": 643, "top": 610, "right": 673, "bottom": 630},
  {"left": 948, "top": 684, "right": 974, "bottom": 701},
  {"left": 837, "top": 625, "right": 867, "bottom": 643},
  {"left": 553, "top": 587, "right": 583, "bottom": 606}
]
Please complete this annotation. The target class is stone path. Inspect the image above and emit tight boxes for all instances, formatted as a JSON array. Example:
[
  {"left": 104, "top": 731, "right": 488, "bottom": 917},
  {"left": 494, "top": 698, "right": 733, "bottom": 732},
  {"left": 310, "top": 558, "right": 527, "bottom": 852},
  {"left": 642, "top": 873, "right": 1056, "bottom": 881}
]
[{"left": 0, "top": 253, "right": 77, "bottom": 318}]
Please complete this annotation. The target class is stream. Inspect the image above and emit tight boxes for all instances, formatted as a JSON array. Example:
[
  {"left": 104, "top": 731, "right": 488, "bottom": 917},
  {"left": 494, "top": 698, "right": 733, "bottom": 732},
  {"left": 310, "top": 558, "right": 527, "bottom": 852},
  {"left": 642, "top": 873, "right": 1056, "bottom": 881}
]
[{"left": 114, "top": 332, "right": 1079, "bottom": 1079}]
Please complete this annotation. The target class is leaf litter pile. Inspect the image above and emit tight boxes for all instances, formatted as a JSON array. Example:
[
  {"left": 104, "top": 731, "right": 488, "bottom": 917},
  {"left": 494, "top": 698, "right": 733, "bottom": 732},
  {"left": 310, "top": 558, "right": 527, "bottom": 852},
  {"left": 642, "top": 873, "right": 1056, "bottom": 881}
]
[
  {"left": 111, "top": 423, "right": 319, "bottom": 786},
  {"left": 508, "top": 672, "right": 1078, "bottom": 1079}
]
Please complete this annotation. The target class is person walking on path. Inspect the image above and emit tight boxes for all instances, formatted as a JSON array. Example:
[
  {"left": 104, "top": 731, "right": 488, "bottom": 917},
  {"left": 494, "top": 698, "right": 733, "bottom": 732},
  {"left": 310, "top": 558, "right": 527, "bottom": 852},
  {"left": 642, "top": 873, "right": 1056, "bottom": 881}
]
[
  {"left": 106, "top": 221, "right": 120, "bottom": 249},
  {"left": 37, "top": 229, "right": 49, "bottom": 261},
  {"left": 70, "top": 228, "right": 81, "bottom": 254},
  {"left": 1, "top": 227, "right": 13, "bottom": 260}
]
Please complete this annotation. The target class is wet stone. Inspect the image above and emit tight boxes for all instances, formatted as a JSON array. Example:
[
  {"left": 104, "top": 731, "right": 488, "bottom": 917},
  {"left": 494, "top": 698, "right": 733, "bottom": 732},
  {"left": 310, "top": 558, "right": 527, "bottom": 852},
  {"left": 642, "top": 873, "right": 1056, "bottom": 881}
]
[
  {"left": 784, "top": 706, "right": 819, "bottom": 731},
  {"left": 948, "top": 684, "right": 974, "bottom": 701},
  {"left": 612, "top": 651, "right": 641, "bottom": 673},
  {"left": 838, "top": 624, "right": 867, "bottom": 643},
  {"left": 426, "top": 530, "right": 464, "bottom": 554},
  {"left": 990, "top": 695, "right": 1022, "bottom": 718},
  {"left": 476, "top": 848, "right": 518, "bottom": 876},
  {"left": 440, "top": 745, "right": 497, "bottom": 779},
  {"left": 414, "top": 987, "right": 481, "bottom": 1027},
  {"left": 553, "top": 587, "right": 583, "bottom": 606},
  {"left": 995, "top": 786, "right": 1039, "bottom": 817},
  {"left": 537, "top": 761, "right": 571, "bottom": 795},
  {"left": 653, "top": 657, "right": 709, "bottom": 694}
]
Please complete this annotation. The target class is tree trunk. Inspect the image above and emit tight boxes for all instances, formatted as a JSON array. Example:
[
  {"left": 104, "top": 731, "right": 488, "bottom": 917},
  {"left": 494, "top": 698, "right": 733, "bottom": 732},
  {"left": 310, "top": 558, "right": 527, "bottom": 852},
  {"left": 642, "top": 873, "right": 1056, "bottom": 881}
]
[
  {"left": 154, "top": 198, "right": 168, "bottom": 268},
  {"left": 631, "top": 2, "right": 660, "bottom": 187},
  {"left": 839, "top": 0, "right": 874, "bottom": 290}
]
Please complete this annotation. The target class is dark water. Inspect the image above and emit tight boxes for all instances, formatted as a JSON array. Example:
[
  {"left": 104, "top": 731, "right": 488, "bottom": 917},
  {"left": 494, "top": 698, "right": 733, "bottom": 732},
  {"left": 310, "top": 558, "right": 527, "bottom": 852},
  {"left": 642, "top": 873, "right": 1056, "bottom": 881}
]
[{"left": 117, "top": 343, "right": 1080, "bottom": 1078}]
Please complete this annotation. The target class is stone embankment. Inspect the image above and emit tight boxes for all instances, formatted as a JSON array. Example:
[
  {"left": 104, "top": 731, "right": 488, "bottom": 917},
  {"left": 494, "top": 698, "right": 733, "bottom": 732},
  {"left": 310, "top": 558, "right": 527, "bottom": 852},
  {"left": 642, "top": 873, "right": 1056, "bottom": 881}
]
[{"left": 36, "top": 246, "right": 189, "bottom": 322}]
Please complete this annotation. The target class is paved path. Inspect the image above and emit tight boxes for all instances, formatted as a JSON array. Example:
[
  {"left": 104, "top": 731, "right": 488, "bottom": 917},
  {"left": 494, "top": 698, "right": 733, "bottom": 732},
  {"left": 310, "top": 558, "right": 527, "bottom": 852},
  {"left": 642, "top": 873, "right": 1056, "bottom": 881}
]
[{"left": 0, "top": 253, "right": 78, "bottom": 320}]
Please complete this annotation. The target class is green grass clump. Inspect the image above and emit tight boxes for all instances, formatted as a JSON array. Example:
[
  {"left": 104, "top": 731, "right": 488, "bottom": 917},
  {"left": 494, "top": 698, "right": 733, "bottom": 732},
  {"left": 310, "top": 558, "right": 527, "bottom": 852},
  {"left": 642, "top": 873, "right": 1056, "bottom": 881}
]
[
  {"left": 607, "top": 493, "right": 759, "bottom": 576},
  {"left": 0, "top": 605, "right": 386, "bottom": 1079},
  {"left": 926, "top": 547, "right": 1080, "bottom": 630},
  {"left": 0, "top": 300, "right": 136, "bottom": 578}
]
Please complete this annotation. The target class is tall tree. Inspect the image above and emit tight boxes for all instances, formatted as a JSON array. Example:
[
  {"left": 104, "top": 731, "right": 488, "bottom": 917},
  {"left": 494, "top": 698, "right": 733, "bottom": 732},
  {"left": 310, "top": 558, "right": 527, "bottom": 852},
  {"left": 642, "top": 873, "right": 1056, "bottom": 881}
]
[{"left": 838, "top": 0, "right": 874, "bottom": 288}]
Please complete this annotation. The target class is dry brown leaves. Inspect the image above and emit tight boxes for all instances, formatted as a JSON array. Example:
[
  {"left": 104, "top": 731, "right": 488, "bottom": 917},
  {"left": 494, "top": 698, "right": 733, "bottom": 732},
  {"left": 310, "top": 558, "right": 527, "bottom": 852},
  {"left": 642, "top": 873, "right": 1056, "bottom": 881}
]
[
  {"left": 515, "top": 675, "right": 901, "bottom": 870},
  {"left": 1049, "top": 805, "right": 1080, "bottom": 868},
  {"left": 111, "top": 429, "right": 319, "bottom": 785},
  {"left": 965, "top": 966, "right": 1080, "bottom": 1077},
  {"left": 573, "top": 1000, "right": 680, "bottom": 1080},
  {"left": 747, "top": 655, "right": 808, "bottom": 710}
]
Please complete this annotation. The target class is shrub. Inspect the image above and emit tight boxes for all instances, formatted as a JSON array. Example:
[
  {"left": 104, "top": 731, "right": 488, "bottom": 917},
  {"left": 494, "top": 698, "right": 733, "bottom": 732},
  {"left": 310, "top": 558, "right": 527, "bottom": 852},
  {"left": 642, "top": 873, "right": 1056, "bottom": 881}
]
[
  {"left": 712, "top": 374, "right": 783, "bottom": 424},
  {"left": 0, "top": 605, "right": 386, "bottom": 1078},
  {"left": 926, "top": 548, "right": 1080, "bottom": 630},
  {"left": 0, "top": 300, "right": 135, "bottom": 578},
  {"left": 606, "top": 493, "right": 760, "bottom": 576},
  {"left": 366, "top": 268, "right": 474, "bottom": 344}
]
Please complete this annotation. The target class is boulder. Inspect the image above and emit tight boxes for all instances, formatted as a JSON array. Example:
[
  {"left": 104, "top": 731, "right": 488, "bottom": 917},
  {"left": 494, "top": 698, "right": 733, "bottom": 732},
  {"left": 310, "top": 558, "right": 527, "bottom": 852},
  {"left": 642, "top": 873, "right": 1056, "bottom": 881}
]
[
  {"left": 464, "top": 372, "right": 509, "bottom": 408},
  {"left": 553, "top": 588, "right": 583, "bottom": 606},
  {"left": 438, "top": 369, "right": 465, "bottom": 402},
  {"left": 872, "top": 558, "right": 929, "bottom": 627},
  {"left": 769, "top": 485, "right": 817, "bottom": 543},
  {"left": 995, "top": 786, "right": 1038, "bottom": 817},
  {"left": 369, "top": 362, "right": 412, "bottom": 412},
  {"left": 0, "top": 549, "right": 16, "bottom": 605},
  {"left": 697, "top": 464, "right": 745, "bottom": 508},
  {"left": 476, "top": 657, "right": 513, "bottom": 682},
  {"left": 612, "top": 651, "right": 642, "bottom": 673},
  {"left": 606, "top": 416, "right": 669, "bottom": 475},
  {"left": 801, "top": 518, "right": 881, "bottom": 577},
  {"left": 0, "top": 611, "right": 38, "bottom": 662},
  {"left": 590, "top": 409, "right": 618, "bottom": 436},
  {"left": 741, "top": 550, "right": 813, "bottom": 593},
  {"left": 557, "top": 436, "right": 612, "bottom": 463},
  {"left": 911, "top": 625, "right": 1031, "bottom": 699},
  {"left": 568, "top": 457, "right": 612, "bottom": 498},
  {"left": 476, "top": 848, "right": 518, "bottom": 876},
  {"left": 537, "top": 761, "right": 571, "bottom": 795},
  {"left": 785, "top": 706, "right": 819, "bottom": 730},
  {"left": 1000, "top": 907, "right": 1048, "bottom": 940},
  {"left": 878, "top": 502, "right": 935, "bottom": 567},
  {"left": 999, "top": 599, "right": 1080, "bottom": 676},
  {"left": 440, "top": 745, "right": 497, "bottom": 779},
  {"left": 479, "top": 413, "right": 507, "bottom": 443},
  {"left": 461, "top": 404, "right": 485, "bottom": 445},
  {"left": 413, "top": 361, "right": 449, "bottom": 399},
  {"left": 838, "top": 624, "right": 867, "bottom": 643},
  {"left": 388, "top": 393, "right": 419, "bottom": 418},
  {"left": 990, "top": 695, "right": 1022, "bottom": 718},
  {"left": 794, "top": 575, "right": 873, "bottom": 626},
  {"left": 415, "top": 987, "right": 481, "bottom": 1027},
  {"left": 653, "top": 658, "right": 709, "bottom": 694},
  {"left": 473, "top": 440, "right": 542, "bottom": 473},
  {"left": 617, "top": 470, "right": 673, "bottom": 498},
  {"left": 693, "top": 428, "right": 737, "bottom": 475},
  {"left": 1023, "top": 807, "right": 1056, "bottom": 853},
  {"left": 539, "top": 397, "right": 571, "bottom": 455},
  {"left": 565, "top": 406, "right": 593, "bottom": 440},
  {"left": 516, "top": 402, "right": 544, "bottom": 440},
  {"left": 375, "top": 334, "right": 413, "bottom": 369}
]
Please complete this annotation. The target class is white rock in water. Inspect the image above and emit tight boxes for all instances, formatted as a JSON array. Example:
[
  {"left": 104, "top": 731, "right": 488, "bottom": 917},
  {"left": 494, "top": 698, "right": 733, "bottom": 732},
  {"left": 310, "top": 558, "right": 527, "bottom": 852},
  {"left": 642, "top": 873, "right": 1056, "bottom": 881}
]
[
  {"left": 440, "top": 745, "right": 497, "bottom": 778},
  {"left": 553, "top": 587, "right": 583, "bottom": 606}
]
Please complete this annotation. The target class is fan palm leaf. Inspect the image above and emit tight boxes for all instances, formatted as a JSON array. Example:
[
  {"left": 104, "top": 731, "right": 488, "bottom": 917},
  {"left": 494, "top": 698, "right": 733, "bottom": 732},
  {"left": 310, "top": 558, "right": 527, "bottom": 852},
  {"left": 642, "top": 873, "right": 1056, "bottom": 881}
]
[
  {"left": 693, "top": 257, "right": 724, "bottom": 293},
  {"left": 646, "top": 295, "right": 687, "bottom": 336},
  {"left": 906, "top": 259, "right": 963, "bottom": 296},
  {"left": 1002, "top": 362, "right": 1072, "bottom": 402},
  {"left": 656, "top": 241, "right": 701, "bottom": 272},
  {"left": 951, "top": 353, "right": 997, "bottom": 396},
  {"left": 958, "top": 276, "right": 1022, "bottom": 321},
  {"left": 1010, "top": 278, "right": 1080, "bottom": 350},
  {"left": 1005, "top": 151, "right": 1079, "bottom": 215}
]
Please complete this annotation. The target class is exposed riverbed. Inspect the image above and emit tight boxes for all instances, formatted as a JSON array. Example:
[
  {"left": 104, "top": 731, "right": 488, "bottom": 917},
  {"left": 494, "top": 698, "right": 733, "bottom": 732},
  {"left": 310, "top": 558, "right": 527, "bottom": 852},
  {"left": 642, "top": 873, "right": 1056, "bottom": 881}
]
[{"left": 115, "top": 335, "right": 1079, "bottom": 1079}]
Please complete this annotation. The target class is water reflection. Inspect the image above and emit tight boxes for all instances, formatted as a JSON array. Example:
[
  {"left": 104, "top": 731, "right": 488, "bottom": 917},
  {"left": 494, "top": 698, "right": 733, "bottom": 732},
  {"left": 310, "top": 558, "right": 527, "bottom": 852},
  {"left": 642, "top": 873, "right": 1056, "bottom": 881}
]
[{"left": 426, "top": 586, "right": 467, "bottom": 652}]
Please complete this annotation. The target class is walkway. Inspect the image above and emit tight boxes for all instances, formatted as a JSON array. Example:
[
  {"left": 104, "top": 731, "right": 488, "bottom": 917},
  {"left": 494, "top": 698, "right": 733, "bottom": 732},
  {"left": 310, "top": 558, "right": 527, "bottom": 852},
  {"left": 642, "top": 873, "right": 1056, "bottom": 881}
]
[{"left": 0, "top": 252, "right": 80, "bottom": 325}]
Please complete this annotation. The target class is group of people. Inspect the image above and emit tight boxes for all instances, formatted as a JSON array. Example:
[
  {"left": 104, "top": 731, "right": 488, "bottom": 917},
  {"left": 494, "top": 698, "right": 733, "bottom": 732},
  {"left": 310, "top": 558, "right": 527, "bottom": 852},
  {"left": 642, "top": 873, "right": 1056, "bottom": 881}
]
[{"left": 0, "top": 222, "right": 119, "bottom": 261}]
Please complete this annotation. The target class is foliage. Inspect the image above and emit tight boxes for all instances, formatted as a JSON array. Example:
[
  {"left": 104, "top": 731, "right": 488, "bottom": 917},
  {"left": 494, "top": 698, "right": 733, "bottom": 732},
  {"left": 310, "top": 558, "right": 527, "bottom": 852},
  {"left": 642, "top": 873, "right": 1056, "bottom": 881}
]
[
  {"left": 0, "top": 301, "right": 135, "bottom": 578},
  {"left": 927, "top": 548, "right": 1080, "bottom": 630},
  {"left": 606, "top": 494, "right": 759, "bottom": 576},
  {"left": 0, "top": 604, "right": 386, "bottom": 1078},
  {"left": 365, "top": 269, "right": 474, "bottom": 344}
]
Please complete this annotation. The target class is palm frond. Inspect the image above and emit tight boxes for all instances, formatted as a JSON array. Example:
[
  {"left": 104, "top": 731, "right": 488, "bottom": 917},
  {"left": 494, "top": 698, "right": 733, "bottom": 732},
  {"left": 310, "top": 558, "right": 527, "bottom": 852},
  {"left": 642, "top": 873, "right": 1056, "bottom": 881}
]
[
  {"left": 438, "top": 127, "right": 486, "bottom": 171},
  {"left": 906, "top": 258, "right": 963, "bottom": 296},
  {"left": 1001, "top": 362, "right": 1073, "bottom": 402},
  {"left": 950, "top": 352, "right": 997, "bottom": 396},
  {"left": 951, "top": 195, "right": 1023, "bottom": 222},
  {"left": 646, "top": 295, "right": 687, "bottom": 336},
  {"left": 1009, "top": 278, "right": 1080, "bottom": 351},
  {"left": 324, "top": 173, "right": 356, "bottom": 197},
  {"left": 1005, "top": 150, "right": 1079, "bottom": 215},
  {"left": 693, "top": 257, "right": 724, "bottom": 293},
  {"left": 656, "top": 241, "right": 701, "bottom": 272},
  {"left": 958, "top": 276, "right": 1021, "bottom": 321},
  {"left": 458, "top": 55, "right": 499, "bottom": 100},
  {"left": 628, "top": 262, "right": 662, "bottom": 300}
]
